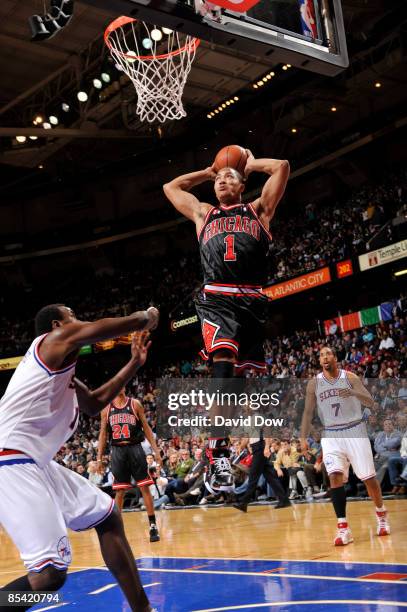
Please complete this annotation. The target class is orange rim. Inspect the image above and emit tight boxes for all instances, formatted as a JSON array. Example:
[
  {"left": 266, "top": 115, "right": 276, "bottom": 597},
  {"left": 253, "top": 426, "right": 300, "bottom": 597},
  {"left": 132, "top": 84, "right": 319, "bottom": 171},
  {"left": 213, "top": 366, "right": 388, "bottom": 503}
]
[{"left": 104, "top": 15, "right": 200, "bottom": 61}]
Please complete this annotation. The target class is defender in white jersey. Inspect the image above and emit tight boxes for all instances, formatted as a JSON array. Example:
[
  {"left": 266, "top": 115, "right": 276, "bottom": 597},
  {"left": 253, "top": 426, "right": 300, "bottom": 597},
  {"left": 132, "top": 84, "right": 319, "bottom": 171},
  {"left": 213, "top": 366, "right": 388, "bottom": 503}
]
[
  {"left": 300, "top": 346, "right": 390, "bottom": 546},
  {"left": 0, "top": 303, "right": 159, "bottom": 612}
]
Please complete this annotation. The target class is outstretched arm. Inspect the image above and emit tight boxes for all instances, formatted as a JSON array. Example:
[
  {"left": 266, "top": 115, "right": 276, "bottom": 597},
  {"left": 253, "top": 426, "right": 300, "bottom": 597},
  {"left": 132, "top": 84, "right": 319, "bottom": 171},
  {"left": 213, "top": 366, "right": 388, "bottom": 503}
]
[
  {"left": 74, "top": 332, "right": 152, "bottom": 417},
  {"left": 300, "top": 378, "right": 317, "bottom": 451},
  {"left": 246, "top": 152, "right": 290, "bottom": 222},
  {"left": 40, "top": 306, "right": 159, "bottom": 370},
  {"left": 163, "top": 168, "right": 214, "bottom": 227}
]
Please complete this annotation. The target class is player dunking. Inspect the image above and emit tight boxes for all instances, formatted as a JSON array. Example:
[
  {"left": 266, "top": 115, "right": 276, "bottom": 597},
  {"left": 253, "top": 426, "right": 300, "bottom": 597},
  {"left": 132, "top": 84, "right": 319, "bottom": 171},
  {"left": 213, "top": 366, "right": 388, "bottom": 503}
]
[
  {"left": 300, "top": 346, "right": 391, "bottom": 546},
  {"left": 0, "top": 304, "right": 159, "bottom": 612},
  {"left": 98, "top": 387, "right": 161, "bottom": 542},
  {"left": 164, "top": 150, "right": 290, "bottom": 490}
]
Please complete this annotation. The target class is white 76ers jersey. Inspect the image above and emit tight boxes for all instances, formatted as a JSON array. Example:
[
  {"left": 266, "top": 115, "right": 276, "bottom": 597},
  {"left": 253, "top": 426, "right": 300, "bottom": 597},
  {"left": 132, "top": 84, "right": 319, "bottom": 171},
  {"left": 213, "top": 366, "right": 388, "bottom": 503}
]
[
  {"left": 315, "top": 369, "right": 362, "bottom": 431},
  {"left": 0, "top": 334, "right": 78, "bottom": 468}
]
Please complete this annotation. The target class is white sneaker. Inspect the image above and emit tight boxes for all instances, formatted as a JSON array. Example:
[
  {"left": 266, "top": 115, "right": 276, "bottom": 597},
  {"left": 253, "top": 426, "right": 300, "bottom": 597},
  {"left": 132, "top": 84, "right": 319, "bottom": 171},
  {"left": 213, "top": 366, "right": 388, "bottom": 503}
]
[
  {"left": 199, "top": 497, "right": 208, "bottom": 505},
  {"left": 289, "top": 489, "right": 298, "bottom": 500},
  {"left": 376, "top": 510, "right": 391, "bottom": 536},
  {"left": 189, "top": 488, "right": 200, "bottom": 495},
  {"left": 305, "top": 487, "right": 314, "bottom": 501},
  {"left": 334, "top": 522, "right": 354, "bottom": 546}
]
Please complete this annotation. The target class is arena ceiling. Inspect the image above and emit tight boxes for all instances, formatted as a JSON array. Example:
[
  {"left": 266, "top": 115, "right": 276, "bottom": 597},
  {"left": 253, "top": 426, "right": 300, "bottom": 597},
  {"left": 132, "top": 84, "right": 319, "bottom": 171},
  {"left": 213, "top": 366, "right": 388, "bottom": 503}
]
[{"left": 0, "top": 0, "right": 406, "bottom": 180}]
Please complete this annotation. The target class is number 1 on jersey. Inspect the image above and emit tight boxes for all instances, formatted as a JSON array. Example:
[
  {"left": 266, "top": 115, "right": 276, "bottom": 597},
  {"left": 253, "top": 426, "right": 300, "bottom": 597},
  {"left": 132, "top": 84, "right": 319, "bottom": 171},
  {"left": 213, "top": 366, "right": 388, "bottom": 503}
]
[{"left": 224, "top": 235, "right": 236, "bottom": 261}]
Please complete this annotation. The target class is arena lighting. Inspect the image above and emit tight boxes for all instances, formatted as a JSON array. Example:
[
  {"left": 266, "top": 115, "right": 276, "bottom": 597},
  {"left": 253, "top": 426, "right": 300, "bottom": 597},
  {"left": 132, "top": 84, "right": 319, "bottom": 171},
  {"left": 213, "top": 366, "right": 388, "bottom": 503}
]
[
  {"left": 142, "top": 38, "right": 153, "bottom": 50},
  {"left": 282, "top": 65, "right": 288, "bottom": 70},
  {"left": 291, "top": 127, "right": 297, "bottom": 133},
  {"left": 253, "top": 84, "right": 258, "bottom": 89},
  {"left": 93, "top": 78, "right": 103, "bottom": 89},
  {"left": 101, "top": 72, "right": 111, "bottom": 83},
  {"left": 43, "top": 122, "right": 52, "bottom": 129},
  {"left": 162, "top": 27, "right": 173, "bottom": 35},
  {"left": 29, "top": 0, "right": 74, "bottom": 42},
  {"left": 331, "top": 106, "right": 337, "bottom": 112},
  {"left": 394, "top": 269, "right": 407, "bottom": 277},
  {"left": 207, "top": 113, "right": 212, "bottom": 119},
  {"left": 375, "top": 81, "right": 382, "bottom": 88},
  {"left": 49, "top": 115, "right": 59, "bottom": 125},
  {"left": 33, "top": 115, "right": 43, "bottom": 125},
  {"left": 77, "top": 90, "right": 88, "bottom": 102},
  {"left": 151, "top": 28, "right": 163, "bottom": 41},
  {"left": 29, "top": 136, "right": 38, "bottom": 140},
  {"left": 61, "top": 102, "right": 70, "bottom": 112},
  {"left": 16, "top": 136, "right": 27, "bottom": 143}
]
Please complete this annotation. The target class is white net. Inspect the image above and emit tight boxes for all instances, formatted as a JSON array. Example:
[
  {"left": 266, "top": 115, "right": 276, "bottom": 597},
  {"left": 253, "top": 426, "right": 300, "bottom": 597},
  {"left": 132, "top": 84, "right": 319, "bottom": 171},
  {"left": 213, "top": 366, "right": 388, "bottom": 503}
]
[{"left": 104, "top": 16, "right": 200, "bottom": 124}]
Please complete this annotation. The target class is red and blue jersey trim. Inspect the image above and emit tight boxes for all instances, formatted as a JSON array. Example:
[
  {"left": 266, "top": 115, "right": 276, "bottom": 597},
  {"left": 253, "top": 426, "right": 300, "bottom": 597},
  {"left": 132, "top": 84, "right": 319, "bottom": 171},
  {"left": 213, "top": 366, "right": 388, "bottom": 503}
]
[
  {"left": 0, "top": 450, "right": 35, "bottom": 467},
  {"left": 34, "top": 334, "right": 76, "bottom": 377},
  {"left": 29, "top": 558, "right": 68, "bottom": 573}
]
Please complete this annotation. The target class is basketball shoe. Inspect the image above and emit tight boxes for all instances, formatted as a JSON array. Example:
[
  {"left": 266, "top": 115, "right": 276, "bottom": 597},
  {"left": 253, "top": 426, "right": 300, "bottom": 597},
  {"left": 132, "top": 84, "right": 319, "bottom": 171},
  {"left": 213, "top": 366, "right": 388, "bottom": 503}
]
[
  {"left": 376, "top": 510, "right": 391, "bottom": 536},
  {"left": 205, "top": 456, "right": 234, "bottom": 493},
  {"left": 334, "top": 521, "right": 354, "bottom": 546},
  {"left": 149, "top": 524, "right": 160, "bottom": 542}
]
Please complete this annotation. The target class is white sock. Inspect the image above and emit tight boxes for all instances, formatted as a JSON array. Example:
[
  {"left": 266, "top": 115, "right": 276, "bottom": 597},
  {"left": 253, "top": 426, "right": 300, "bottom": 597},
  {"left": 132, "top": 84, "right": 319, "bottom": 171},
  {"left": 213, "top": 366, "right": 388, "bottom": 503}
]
[
  {"left": 338, "top": 517, "right": 347, "bottom": 524},
  {"left": 376, "top": 506, "right": 385, "bottom": 513}
]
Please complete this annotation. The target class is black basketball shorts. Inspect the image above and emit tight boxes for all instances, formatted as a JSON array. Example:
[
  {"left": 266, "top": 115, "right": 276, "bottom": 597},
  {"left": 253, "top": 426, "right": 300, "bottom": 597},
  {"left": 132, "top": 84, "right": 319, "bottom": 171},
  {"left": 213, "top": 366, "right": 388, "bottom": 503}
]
[
  {"left": 111, "top": 444, "right": 153, "bottom": 491},
  {"left": 195, "top": 285, "right": 268, "bottom": 372}
]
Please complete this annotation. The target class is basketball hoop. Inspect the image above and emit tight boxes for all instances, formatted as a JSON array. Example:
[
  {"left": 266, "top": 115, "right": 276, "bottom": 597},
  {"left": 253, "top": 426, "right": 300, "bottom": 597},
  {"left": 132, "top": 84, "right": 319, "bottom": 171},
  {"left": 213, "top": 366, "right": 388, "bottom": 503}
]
[{"left": 104, "top": 16, "right": 200, "bottom": 124}]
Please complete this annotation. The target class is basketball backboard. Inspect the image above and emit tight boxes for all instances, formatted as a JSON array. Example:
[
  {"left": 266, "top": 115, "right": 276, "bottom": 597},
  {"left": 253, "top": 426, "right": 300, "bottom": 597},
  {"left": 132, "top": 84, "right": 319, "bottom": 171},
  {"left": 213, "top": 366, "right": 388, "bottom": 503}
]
[{"left": 85, "top": 0, "right": 348, "bottom": 76}]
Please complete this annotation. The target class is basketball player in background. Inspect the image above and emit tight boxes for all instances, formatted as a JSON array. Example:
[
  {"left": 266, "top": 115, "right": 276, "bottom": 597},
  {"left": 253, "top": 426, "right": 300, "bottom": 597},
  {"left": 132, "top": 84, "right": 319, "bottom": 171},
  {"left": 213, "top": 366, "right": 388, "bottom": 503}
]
[
  {"left": 164, "top": 150, "right": 290, "bottom": 492},
  {"left": 300, "top": 346, "right": 390, "bottom": 546},
  {"left": 98, "top": 387, "right": 161, "bottom": 542},
  {"left": 0, "top": 304, "right": 159, "bottom": 612}
]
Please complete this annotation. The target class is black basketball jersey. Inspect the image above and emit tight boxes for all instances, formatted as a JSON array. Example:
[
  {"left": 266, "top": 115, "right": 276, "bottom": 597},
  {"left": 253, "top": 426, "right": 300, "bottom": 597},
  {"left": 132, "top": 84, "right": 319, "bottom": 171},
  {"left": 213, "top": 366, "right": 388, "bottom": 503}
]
[
  {"left": 107, "top": 397, "right": 145, "bottom": 446},
  {"left": 198, "top": 203, "right": 271, "bottom": 285}
]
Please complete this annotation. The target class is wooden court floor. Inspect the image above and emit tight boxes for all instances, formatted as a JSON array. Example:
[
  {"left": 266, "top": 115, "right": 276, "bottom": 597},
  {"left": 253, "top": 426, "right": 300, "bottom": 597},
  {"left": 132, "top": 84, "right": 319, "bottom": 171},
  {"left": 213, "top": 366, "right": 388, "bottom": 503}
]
[{"left": 1, "top": 499, "right": 406, "bottom": 578}]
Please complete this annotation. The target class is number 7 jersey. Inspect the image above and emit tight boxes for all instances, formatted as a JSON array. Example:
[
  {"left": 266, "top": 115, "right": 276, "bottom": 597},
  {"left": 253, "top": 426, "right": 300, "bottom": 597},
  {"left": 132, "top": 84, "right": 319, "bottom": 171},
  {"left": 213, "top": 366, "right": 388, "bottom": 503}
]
[
  {"left": 198, "top": 203, "right": 271, "bottom": 285},
  {"left": 0, "top": 334, "right": 78, "bottom": 468},
  {"left": 315, "top": 369, "right": 363, "bottom": 432}
]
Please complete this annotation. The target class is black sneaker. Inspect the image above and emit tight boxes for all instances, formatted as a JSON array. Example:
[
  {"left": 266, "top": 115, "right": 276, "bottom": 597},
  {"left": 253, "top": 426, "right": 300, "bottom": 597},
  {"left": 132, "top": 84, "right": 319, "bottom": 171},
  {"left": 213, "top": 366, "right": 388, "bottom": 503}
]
[
  {"left": 149, "top": 524, "right": 160, "bottom": 542},
  {"left": 274, "top": 498, "right": 291, "bottom": 509},
  {"left": 208, "top": 456, "right": 235, "bottom": 492},
  {"left": 233, "top": 502, "right": 248, "bottom": 513}
]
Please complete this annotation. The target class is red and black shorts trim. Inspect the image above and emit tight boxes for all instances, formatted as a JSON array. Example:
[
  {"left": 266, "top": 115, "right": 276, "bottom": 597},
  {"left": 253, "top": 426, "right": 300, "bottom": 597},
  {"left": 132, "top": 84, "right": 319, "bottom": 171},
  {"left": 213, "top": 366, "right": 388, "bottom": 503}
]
[
  {"left": 111, "top": 444, "right": 153, "bottom": 491},
  {"left": 195, "top": 286, "right": 267, "bottom": 372}
]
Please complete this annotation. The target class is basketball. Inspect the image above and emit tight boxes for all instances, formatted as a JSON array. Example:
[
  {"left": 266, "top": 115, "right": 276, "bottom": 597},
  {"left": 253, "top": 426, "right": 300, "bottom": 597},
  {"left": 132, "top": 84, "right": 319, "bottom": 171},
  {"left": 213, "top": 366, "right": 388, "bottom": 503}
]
[{"left": 213, "top": 145, "right": 248, "bottom": 176}]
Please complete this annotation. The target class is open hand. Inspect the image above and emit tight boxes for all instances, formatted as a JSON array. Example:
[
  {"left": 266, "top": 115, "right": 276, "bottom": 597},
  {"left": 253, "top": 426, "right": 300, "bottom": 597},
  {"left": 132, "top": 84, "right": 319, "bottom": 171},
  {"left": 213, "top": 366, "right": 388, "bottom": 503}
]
[{"left": 131, "top": 331, "right": 152, "bottom": 367}]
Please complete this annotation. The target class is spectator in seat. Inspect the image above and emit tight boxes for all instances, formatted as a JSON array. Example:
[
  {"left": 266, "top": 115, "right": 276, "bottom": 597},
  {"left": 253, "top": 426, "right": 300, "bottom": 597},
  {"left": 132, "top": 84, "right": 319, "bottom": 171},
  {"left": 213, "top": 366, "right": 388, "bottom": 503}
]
[
  {"left": 87, "top": 460, "right": 102, "bottom": 486},
  {"left": 274, "top": 440, "right": 301, "bottom": 499},
  {"left": 164, "top": 449, "right": 194, "bottom": 504},
  {"left": 374, "top": 419, "right": 402, "bottom": 486},
  {"left": 388, "top": 429, "right": 407, "bottom": 495},
  {"left": 379, "top": 331, "right": 395, "bottom": 351}
]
